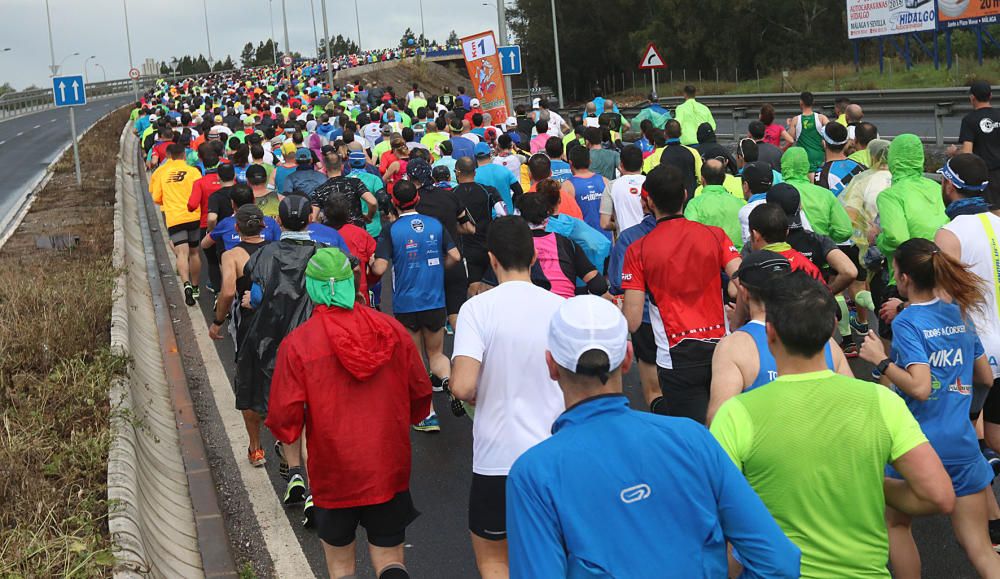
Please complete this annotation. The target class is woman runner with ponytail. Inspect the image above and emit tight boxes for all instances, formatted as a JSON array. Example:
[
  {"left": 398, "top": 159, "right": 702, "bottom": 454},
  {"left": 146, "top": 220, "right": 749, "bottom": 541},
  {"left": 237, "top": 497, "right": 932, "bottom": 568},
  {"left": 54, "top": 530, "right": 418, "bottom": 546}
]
[{"left": 860, "top": 237, "right": 1000, "bottom": 578}]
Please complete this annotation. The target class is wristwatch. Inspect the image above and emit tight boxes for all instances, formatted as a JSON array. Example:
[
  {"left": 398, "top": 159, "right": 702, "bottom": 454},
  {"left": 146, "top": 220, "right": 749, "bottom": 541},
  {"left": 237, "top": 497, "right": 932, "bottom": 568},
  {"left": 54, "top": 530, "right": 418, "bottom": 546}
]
[
  {"left": 212, "top": 317, "right": 227, "bottom": 326},
  {"left": 896, "top": 301, "right": 906, "bottom": 314},
  {"left": 877, "top": 358, "right": 893, "bottom": 375}
]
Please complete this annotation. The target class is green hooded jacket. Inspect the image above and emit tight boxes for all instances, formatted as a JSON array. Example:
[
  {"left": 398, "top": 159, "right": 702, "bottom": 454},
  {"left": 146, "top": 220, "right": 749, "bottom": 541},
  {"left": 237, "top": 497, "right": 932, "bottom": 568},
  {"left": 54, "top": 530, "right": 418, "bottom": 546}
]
[
  {"left": 781, "top": 147, "right": 852, "bottom": 243},
  {"left": 875, "top": 134, "right": 948, "bottom": 284},
  {"left": 684, "top": 185, "right": 746, "bottom": 250}
]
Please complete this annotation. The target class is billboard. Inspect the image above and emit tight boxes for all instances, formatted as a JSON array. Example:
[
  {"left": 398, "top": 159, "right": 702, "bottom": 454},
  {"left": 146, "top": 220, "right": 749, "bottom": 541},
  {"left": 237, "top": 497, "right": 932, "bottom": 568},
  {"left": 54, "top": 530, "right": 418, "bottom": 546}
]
[
  {"left": 847, "top": 0, "right": 937, "bottom": 39},
  {"left": 938, "top": 0, "right": 1000, "bottom": 28},
  {"left": 459, "top": 31, "right": 511, "bottom": 123}
]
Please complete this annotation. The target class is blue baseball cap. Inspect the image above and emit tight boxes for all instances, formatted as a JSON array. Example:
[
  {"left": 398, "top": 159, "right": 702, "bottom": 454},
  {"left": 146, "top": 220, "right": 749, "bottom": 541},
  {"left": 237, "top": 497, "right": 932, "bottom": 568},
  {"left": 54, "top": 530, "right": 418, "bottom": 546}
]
[
  {"left": 474, "top": 142, "right": 491, "bottom": 158},
  {"left": 348, "top": 150, "right": 367, "bottom": 168}
]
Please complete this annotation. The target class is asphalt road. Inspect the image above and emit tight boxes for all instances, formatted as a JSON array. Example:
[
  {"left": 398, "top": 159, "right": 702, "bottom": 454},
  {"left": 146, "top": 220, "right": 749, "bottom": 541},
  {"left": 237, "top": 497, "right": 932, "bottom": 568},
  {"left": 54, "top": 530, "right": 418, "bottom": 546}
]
[
  {"left": 190, "top": 270, "right": 992, "bottom": 578},
  {"left": 0, "top": 95, "right": 134, "bottom": 227}
]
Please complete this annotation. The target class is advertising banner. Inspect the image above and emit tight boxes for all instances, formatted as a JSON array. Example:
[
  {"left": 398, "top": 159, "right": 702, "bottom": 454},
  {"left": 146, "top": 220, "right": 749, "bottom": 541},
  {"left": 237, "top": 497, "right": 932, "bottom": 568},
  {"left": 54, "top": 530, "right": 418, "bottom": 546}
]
[
  {"left": 460, "top": 31, "right": 510, "bottom": 123},
  {"left": 938, "top": 0, "right": 1000, "bottom": 28},
  {"left": 846, "top": 0, "right": 937, "bottom": 39}
]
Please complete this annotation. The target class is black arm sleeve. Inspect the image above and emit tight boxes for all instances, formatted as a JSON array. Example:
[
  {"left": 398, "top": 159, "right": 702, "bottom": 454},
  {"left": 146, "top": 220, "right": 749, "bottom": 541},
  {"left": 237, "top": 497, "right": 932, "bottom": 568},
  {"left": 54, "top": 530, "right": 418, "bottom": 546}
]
[{"left": 510, "top": 181, "right": 524, "bottom": 208}]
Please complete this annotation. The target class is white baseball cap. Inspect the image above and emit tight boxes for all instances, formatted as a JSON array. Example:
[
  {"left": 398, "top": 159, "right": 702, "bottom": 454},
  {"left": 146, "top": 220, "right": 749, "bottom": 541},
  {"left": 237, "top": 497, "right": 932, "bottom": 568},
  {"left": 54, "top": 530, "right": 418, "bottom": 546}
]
[
  {"left": 505, "top": 116, "right": 517, "bottom": 127},
  {"left": 470, "top": 98, "right": 481, "bottom": 107},
  {"left": 548, "top": 295, "right": 628, "bottom": 375}
]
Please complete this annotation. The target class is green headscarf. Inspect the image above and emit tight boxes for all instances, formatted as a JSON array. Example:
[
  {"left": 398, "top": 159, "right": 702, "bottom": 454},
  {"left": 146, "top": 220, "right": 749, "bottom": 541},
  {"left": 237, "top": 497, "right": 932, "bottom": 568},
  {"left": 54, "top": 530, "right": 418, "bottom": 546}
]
[{"left": 305, "top": 248, "right": 355, "bottom": 310}]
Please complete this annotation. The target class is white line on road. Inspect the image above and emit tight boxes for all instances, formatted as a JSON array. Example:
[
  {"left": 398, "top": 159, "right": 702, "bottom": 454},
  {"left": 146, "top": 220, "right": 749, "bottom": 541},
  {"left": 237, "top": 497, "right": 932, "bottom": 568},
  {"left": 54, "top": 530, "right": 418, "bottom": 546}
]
[
  {"left": 152, "top": 218, "right": 312, "bottom": 575},
  {"left": 15, "top": 132, "right": 23, "bottom": 137},
  {"left": 33, "top": 124, "right": 40, "bottom": 129},
  {"left": 0, "top": 141, "right": 6, "bottom": 146},
  {"left": 49, "top": 119, "right": 56, "bottom": 123}
]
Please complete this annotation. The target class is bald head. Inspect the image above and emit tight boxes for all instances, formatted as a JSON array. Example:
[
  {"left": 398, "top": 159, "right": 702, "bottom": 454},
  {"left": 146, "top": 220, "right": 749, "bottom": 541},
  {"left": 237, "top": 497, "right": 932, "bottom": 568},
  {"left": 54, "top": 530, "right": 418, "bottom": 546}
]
[
  {"left": 455, "top": 156, "right": 477, "bottom": 183},
  {"left": 846, "top": 104, "right": 864, "bottom": 123},
  {"left": 701, "top": 158, "right": 727, "bottom": 186}
]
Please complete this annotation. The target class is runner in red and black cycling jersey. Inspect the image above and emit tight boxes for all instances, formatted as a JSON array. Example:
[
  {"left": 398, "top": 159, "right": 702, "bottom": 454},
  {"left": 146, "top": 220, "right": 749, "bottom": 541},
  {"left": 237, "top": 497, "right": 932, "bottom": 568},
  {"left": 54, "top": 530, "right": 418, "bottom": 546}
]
[{"left": 621, "top": 164, "right": 741, "bottom": 424}]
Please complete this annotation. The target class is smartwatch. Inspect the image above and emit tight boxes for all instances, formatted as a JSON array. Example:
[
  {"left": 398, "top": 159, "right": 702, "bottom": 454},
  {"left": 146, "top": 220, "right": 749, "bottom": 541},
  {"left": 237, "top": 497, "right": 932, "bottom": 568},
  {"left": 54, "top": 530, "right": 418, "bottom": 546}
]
[{"left": 877, "top": 358, "right": 892, "bottom": 375}]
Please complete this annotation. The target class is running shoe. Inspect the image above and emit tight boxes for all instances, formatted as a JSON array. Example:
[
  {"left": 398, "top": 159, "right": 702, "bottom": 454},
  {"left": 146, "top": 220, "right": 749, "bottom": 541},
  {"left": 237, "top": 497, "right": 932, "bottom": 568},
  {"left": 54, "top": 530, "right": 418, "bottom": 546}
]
[
  {"left": 283, "top": 474, "right": 307, "bottom": 506},
  {"left": 413, "top": 415, "right": 441, "bottom": 432},
  {"left": 430, "top": 373, "right": 444, "bottom": 393},
  {"left": 303, "top": 495, "right": 315, "bottom": 528},
  {"left": 274, "top": 441, "right": 289, "bottom": 481},
  {"left": 184, "top": 282, "right": 196, "bottom": 307},
  {"left": 445, "top": 322, "right": 455, "bottom": 335},
  {"left": 990, "top": 519, "right": 1000, "bottom": 553},
  {"left": 248, "top": 447, "right": 266, "bottom": 467},
  {"left": 849, "top": 309, "right": 869, "bottom": 335},
  {"left": 841, "top": 340, "right": 859, "bottom": 359},
  {"left": 191, "top": 285, "right": 201, "bottom": 300}
]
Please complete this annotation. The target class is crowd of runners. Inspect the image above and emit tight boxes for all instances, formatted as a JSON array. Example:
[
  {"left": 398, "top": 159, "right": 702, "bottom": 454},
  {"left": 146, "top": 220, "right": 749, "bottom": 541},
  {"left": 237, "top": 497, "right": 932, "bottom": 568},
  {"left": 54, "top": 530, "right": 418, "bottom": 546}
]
[{"left": 135, "top": 58, "right": 1000, "bottom": 578}]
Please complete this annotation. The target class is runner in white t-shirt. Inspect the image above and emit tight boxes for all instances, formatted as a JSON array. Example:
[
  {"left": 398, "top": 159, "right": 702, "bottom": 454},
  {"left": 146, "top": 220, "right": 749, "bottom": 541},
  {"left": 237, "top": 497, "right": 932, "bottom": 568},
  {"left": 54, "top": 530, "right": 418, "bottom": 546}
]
[
  {"left": 492, "top": 134, "right": 524, "bottom": 179},
  {"left": 450, "top": 216, "right": 565, "bottom": 578},
  {"left": 600, "top": 145, "right": 646, "bottom": 233}
]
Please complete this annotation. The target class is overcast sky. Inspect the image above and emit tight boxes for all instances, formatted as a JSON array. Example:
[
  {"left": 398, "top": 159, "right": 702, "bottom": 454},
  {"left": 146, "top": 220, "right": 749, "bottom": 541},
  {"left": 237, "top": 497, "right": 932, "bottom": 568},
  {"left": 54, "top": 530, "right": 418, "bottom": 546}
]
[{"left": 0, "top": 0, "right": 501, "bottom": 90}]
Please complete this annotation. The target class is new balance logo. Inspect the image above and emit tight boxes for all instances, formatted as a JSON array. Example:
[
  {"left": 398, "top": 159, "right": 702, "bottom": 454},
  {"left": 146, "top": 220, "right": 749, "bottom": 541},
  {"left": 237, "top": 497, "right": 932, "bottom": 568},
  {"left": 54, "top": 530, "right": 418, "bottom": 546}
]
[{"left": 167, "top": 171, "right": 188, "bottom": 183}]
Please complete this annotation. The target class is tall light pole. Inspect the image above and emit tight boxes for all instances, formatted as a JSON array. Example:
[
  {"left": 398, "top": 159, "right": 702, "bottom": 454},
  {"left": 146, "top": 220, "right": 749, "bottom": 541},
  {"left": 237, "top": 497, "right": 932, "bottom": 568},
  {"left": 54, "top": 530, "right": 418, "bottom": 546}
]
[
  {"left": 95, "top": 63, "right": 107, "bottom": 82},
  {"left": 418, "top": 0, "right": 427, "bottom": 56},
  {"left": 268, "top": 0, "right": 278, "bottom": 65},
  {"left": 281, "top": 0, "right": 291, "bottom": 65},
  {"left": 84, "top": 55, "right": 96, "bottom": 85},
  {"left": 201, "top": 0, "right": 214, "bottom": 65},
  {"left": 45, "top": 0, "right": 58, "bottom": 76},
  {"left": 483, "top": 1, "right": 514, "bottom": 116},
  {"left": 122, "top": 0, "right": 139, "bottom": 102},
  {"left": 308, "top": 0, "right": 319, "bottom": 58},
  {"left": 320, "top": 0, "right": 334, "bottom": 88},
  {"left": 353, "top": 0, "right": 363, "bottom": 51},
  {"left": 550, "top": 0, "right": 564, "bottom": 109}
]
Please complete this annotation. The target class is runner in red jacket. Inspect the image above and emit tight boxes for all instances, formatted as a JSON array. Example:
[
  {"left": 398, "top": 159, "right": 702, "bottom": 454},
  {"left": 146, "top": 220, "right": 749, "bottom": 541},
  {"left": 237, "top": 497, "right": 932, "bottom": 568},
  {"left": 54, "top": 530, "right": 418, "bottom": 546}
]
[{"left": 266, "top": 247, "right": 432, "bottom": 579}]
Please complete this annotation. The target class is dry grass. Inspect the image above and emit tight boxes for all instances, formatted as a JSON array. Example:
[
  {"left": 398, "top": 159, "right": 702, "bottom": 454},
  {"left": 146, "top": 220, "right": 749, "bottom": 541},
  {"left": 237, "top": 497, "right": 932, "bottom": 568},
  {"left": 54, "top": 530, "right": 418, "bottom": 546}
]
[{"left": 0, "top": 106, "right": 130, "bottom": 577}]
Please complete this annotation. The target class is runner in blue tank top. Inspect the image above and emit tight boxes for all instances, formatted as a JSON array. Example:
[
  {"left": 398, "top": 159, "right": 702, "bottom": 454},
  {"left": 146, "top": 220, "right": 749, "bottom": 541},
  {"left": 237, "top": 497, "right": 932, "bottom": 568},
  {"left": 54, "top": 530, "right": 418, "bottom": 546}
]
[
  {"left": 562, "top": 146, "right": 612, "bottom": 242},
  {"left": 708, "top": 251, "right": 852, "bottom": 424},
  {"left": 859, "top": 238, "right": 1000, "bottom": 578}
]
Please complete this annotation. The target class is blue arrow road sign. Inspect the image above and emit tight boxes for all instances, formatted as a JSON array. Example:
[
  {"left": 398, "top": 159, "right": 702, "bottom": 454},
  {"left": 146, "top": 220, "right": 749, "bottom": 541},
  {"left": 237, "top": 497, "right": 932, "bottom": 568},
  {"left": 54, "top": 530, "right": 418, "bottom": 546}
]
[
  {"left": 52, "top": 75, "right": 86, "bottom": 107},
  {"left": 498, "top": 45, "right": 522, "bottom": 76}
]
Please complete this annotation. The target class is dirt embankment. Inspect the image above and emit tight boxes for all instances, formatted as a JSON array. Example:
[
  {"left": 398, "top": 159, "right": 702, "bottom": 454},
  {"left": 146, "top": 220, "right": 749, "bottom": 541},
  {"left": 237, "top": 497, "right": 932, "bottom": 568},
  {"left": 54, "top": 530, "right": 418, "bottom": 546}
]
[
  {"left": 334, "top": 59, "right": 469, "bottom": 95},
  {"left": 0, "top": 106, "right": 129, "bottom": 577}
]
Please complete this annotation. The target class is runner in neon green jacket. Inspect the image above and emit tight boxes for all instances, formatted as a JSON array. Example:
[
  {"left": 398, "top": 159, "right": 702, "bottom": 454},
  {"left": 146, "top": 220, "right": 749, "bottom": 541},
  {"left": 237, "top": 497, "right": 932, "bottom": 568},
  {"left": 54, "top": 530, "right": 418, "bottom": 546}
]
[
  {"left": 875, "top": 133, "right": 948, "bottom": 284},
  {"left": 684, "top": 184, "right": 746, "bottom": 250},
  {"left": 781, "top": 147, "right": 852, "bottom": 243}
]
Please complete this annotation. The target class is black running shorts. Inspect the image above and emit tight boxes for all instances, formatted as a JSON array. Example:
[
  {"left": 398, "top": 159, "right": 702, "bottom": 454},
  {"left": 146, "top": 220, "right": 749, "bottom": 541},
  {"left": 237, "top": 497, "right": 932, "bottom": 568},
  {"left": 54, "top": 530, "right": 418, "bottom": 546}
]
[
  {"left": 395, "top": 308, "right": 447, "bottom": 332},
  {"left": 468, "top": 474, "right": 507, "bottom": 541},
  {"left": 631, "top": 322, "right": 657, "bottom": 365},
  {"left": 315, "top": 491, "right": 419, "bottom": 548}
]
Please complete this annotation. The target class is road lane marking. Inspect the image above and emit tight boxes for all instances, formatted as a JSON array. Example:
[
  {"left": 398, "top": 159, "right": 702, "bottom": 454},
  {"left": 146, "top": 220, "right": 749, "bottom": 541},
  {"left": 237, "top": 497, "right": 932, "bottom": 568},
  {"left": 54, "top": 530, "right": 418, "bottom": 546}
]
[
  {"left": 0, "top": 141, "right": 6, "bottom": 146},
  {"left": 50, "top": 119, "right": 56, "bottom": 123},
  {"left": 15, "top": 132, "right": 23, "bottom": 137}
]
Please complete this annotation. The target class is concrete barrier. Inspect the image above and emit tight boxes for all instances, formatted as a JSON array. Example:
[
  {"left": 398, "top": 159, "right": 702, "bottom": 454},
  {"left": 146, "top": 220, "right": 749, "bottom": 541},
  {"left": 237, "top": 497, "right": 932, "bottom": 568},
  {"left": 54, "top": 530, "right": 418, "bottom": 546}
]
[{"left": 107, "top": 126, "right": 204, "bottom": 577}]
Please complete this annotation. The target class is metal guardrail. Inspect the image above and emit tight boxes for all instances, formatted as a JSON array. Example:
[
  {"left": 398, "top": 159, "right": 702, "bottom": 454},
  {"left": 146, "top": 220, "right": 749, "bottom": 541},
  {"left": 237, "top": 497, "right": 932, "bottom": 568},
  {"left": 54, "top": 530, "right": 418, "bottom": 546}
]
[{"left": 0, "top": 79, "right": 154, "bottom": 120}]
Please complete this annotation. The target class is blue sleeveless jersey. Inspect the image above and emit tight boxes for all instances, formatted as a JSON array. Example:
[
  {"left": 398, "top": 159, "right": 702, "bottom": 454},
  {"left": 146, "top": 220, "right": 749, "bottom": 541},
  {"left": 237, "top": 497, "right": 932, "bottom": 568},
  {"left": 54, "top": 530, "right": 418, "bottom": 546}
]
[{"left": 738, "top": 321, "right": 834, "bottom": 391}]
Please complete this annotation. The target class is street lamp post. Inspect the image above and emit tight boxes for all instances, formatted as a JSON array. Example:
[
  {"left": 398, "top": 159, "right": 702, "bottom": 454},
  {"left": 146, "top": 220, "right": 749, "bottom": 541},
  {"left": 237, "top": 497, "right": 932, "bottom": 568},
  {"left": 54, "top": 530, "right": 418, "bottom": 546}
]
[
  {"left": 96, "top": 63, "right": 107, "bottom": 82},
  {"left": 122, "top": 0, "right": 139, "bottom": 103},
  {"left": 268, "top": 0, "right": 278, "bottom": 65},
  {"left": 45, "top": 0, "right": 58, "bottom": 76},
  {"left": 281, "top": 0, "right": 291, "bottom": 75},
  {"left": 320, "top": 0, "right": 334, "bottom": 89},
  {"left": 84, "top": 55, "right": 96, "bottom": 85},
  {"left": 483, "top": 1, "right": 514, "bottom": 116},
  {"left": 201, "top": 0, "right": 214, "bottom": 65},
  {"left": 308, "top": 0, "right": 319, "bottom": 58},
  {"left": 418, "top": 0, "right": 427, "bottom": 56},
  {"left": 353, "top": 0, "right": 363, "bottom": 51},
  {"left": 550, "top": 0, "right": 564, "bottom": 109}
]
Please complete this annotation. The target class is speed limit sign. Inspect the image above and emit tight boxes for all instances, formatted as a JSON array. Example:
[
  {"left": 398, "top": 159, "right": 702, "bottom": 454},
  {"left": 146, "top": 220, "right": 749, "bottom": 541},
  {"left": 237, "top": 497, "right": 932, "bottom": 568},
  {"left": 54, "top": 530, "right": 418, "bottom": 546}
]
[
  {"left": 281, "top": 55, "right": 293, "bottom": 67},
  {"left": 128, "top": 67, "right": 140, "bottom": 80}
]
